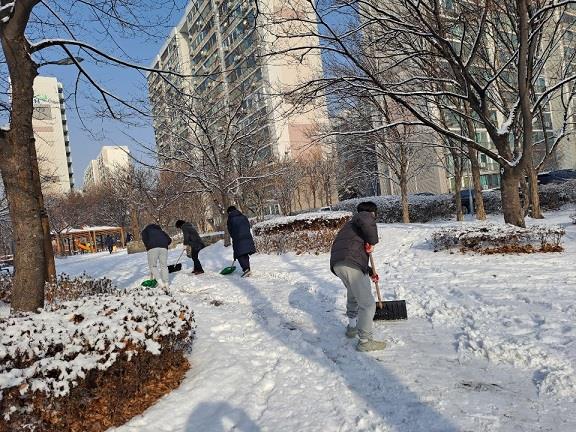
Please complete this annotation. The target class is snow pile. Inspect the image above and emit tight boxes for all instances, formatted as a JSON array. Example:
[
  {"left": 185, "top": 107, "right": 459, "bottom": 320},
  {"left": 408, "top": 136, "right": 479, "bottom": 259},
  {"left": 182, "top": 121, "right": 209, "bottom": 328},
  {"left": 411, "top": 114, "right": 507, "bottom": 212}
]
[
  {"left": 0, "top": 289, "right": 195, "bottom": 404},
  {"left": 457, "top": 319, "right": 576, "bottom": 399},
  {"left": 253, "top": 211, "right": 352, "bottom": 235},
  {"left": 332, "top": 194, "right": 454, "bottom": 223},
  {"left": 431, "top": 223, "right": 565, "bottom": 252}
]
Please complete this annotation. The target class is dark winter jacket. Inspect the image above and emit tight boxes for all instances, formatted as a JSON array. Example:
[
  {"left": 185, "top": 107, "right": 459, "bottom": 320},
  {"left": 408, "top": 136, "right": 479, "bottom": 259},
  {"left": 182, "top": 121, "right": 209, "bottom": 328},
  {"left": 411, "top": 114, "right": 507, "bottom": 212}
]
[
  {"left": 104, "top": 235, "right": 115, "bottom": 247},
  {"left": 180, "top": 222, "right": 205, "bottom": 252},
  {"left": 227, "top": 209, "right": 256, "bottom": 259},
  {"left": 141, "top": 224, "right": 172, "bottom": 251},
  {"left": 330, "top": 211, "right": 379, "bottom": 275}
]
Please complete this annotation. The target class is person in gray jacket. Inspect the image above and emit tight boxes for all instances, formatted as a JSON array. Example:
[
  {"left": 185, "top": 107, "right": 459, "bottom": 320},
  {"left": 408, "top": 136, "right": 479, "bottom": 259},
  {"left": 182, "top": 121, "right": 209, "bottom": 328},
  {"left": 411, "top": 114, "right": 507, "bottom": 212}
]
[
  {"left": 175, "top": 220, "right": 206, "bottom": 274},
  {"left": 330, "top": 201, "right": 386, "bottom": 352}
]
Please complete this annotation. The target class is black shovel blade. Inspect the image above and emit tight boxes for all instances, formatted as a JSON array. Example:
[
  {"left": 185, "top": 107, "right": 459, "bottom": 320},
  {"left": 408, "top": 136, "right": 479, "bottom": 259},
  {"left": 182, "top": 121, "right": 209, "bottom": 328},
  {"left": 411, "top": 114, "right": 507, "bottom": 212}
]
[
  {"left": 168, "top": 263, "right": 182, "bottom": 273},
  {"left": 374, "top": 300, "right": 407, "bottom": 321}
]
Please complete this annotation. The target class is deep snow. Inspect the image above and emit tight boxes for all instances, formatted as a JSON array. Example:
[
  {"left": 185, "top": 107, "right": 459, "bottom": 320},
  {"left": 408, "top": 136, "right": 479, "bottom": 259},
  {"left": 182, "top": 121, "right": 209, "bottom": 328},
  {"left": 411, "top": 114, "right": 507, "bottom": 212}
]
[{"left": 24, "top": 211, "right": 576, "bottom": 431}]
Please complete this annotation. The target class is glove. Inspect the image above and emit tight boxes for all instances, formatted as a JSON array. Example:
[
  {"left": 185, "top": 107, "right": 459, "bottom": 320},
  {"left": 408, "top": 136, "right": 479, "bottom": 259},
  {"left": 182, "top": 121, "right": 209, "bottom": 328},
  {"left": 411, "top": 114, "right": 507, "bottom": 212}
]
[
  {"left": 371, "top": 274, "right": 380, "bottom": 283},
  {"left": 364, "top": 243, "right": 374, "bottom": 254}
]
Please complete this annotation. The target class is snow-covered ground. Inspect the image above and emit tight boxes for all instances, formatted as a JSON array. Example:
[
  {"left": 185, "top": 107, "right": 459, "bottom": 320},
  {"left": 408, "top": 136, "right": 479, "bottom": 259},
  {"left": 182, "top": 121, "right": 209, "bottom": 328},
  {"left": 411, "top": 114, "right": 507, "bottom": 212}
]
[{"left": 47, "top": 211, "right": 576, "bottom": 431}]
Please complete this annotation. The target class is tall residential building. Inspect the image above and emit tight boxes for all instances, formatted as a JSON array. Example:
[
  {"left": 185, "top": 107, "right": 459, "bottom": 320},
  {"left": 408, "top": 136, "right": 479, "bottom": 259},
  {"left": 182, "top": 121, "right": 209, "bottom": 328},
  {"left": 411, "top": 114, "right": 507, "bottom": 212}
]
[
  {"left": 147, "top": 0, "right": 326, "bottom": 165},
  {"left": 353, "top": 2, "right": 576, "bottom": 197},
  {"left": 33, "top": 76, "right": 75, "bottom": 195},
  {"left": 83, "top": 146, "right": 131, "bottom": 190}
]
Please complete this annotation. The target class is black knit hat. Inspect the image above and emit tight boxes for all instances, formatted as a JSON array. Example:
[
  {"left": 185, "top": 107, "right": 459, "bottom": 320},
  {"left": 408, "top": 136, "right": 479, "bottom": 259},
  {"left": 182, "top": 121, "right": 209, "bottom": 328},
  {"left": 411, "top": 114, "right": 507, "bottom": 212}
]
[
  {"left": 175, "top": 220, "right": 186, "bottom": 228},
  {"left": 357, "top": 201, "right": 378, "bottom": 214}
]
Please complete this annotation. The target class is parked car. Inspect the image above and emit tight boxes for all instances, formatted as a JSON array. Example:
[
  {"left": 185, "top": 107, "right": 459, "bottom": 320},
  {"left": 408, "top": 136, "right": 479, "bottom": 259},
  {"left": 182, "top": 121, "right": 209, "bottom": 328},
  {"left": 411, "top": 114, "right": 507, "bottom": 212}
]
[{"left": 537, "top": 169, "right": 576, "bottom": 185}]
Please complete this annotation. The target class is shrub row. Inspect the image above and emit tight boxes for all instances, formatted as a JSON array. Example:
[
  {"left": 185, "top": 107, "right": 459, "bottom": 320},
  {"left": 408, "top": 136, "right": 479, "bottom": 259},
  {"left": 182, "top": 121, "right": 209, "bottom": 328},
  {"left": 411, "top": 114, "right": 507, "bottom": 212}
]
[
  {"left": 255, "top": 229, "right": 339, "bottom": 255},
  {"left": 430, "top": 223, "right": 565, "bottom": 254},
  {"left": 0, "top": 288, "right": 195, "bottom": 431},
  {"left": 331, "top": 195, "right": 455, "bottom": 223},
  {"left": 253, "top": 211, "right": 352, "bottom": 255},
  {"left": 0, "top": 272, "right": 118, "bottom": 305},
  {"left": 331, "top": 180, "right": 576, "bottom": 223},
  {"left": 253, "top": 211, "right": 352, "bottom": 235}
]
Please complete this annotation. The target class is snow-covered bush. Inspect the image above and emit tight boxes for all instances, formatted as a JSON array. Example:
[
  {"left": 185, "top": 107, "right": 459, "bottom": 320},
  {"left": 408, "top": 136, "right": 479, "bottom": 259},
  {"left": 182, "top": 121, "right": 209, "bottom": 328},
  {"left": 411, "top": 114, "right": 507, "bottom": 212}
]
[
  {"left": 331, "top": 195, "right": 454, "bottom": 223},
  {"left": 477, "top": 190, "right": 502, "bottom": 214},
  {"left": 539, "top": 179, "right": 576, "bottom": 210},
  {"left": 0, "top": 272, "right": 118, "bottom": 305},
  {"left": 431, "top": 224, "right": 565, "bottom": 254},
  {"left": 0, "top": 289, "right": 195, "bottom": 431},
  {"left": 253, "top": 211, "right": 351, "bottom": 254}
]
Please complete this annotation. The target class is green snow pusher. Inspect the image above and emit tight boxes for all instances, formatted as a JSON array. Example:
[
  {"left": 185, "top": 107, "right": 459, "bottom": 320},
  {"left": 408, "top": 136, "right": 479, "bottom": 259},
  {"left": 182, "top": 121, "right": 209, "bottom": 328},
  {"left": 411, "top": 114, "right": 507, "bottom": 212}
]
[
  {"left": 220, "top": 261, "right": 237, "bottom": 275},
  {"left": 141, "top": 279, "right": 158, "bottom": 288}
]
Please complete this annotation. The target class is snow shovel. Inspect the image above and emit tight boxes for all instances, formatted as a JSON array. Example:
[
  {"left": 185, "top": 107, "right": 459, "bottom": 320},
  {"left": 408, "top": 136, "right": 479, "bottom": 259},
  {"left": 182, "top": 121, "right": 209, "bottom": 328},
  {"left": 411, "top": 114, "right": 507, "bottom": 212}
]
[
  {"left": 370, "top": 254, "right": 407, "bottom": 321},
  {"left": 168, "top": 249, "right": 185, "bottom": 273},
  {"left": 141, "top": 279, "right": 158, "bottom": 288},
  {"left": 220, "top": 260, "right": 237, "bottom": 275}
]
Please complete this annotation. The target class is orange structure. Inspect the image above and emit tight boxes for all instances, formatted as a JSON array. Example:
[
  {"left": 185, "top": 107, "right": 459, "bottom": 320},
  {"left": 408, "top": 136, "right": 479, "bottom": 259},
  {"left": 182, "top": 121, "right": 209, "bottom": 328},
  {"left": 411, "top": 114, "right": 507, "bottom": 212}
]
[{"left": 52, "top": 226, "right": 125, "bottom": 256}]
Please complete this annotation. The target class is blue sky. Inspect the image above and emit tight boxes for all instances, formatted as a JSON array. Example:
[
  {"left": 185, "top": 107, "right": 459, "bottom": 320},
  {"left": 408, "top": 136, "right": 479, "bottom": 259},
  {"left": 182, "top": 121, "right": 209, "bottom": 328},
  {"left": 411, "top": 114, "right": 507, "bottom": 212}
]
[
  {"left": 27, "top": 0, "right": 352, "bottom": 188},
  {"left": 31, "top": 2, "right": 187, "bottom": 188}
]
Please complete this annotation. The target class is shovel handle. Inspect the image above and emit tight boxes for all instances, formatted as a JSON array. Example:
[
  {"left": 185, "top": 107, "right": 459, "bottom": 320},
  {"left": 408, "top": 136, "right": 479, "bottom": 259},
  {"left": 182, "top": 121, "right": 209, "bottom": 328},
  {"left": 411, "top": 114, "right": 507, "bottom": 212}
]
[
  {"left": 369, "top": 253, "right": 383, "bottom": 309},
  {"left": 175, "top": 248, "right": 185, "bottom": 264}
]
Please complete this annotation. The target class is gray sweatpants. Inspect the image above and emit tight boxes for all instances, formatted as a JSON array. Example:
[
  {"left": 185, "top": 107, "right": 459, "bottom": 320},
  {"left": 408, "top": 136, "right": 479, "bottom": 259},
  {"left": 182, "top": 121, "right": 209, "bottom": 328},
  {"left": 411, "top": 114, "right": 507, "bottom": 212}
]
[
  {"left": 147, "top": 247, "right": 169, "bottom": 286},
  {"left": 334, "top": 264, "right": 375, "bottom": 340}
]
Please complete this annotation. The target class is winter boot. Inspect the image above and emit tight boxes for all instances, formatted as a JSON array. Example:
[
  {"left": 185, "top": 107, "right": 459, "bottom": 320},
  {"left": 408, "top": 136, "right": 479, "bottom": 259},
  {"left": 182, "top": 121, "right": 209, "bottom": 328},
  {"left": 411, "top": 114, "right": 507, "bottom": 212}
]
[
  {"left": 356, "top": 338, "right": 387, "bottom": 352},
  {"left": 345, "top": 325, "right": 358, "bottom": 338},
  {"left": 241, "top": 269, "right": 251, "bottom": 278}
]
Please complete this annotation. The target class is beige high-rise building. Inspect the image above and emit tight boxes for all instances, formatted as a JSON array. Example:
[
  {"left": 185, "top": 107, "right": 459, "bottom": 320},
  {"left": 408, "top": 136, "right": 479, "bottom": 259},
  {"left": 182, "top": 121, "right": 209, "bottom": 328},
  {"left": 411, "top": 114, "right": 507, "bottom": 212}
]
[
  {"left": 147, "top": 0, "right": 328, "bottom": 177},
  {"left": 83, "top": 146, "right": 130, "bottom": 190},
  {"left": 33, "top": 76, "right": 75, "bottom": 195}
]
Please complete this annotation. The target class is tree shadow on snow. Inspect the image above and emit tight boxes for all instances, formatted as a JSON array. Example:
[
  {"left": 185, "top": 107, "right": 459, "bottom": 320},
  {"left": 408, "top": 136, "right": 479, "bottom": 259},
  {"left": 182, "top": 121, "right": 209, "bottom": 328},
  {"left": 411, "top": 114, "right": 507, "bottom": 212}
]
[
  {"left": 234, "top": 256, "right": 460, "bottom": 432},
  {"left": 185, "top": 401, "right": 261, "bottom": 432}
]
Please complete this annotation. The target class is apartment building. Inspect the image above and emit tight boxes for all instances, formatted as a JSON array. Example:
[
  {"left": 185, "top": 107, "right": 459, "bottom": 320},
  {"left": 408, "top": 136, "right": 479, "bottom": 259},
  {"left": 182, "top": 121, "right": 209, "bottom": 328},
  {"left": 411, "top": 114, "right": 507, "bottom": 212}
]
[
  {"left": 32, "top": 76, "right": 75, "bottom": 195},
  {"left": 147, "top": 0, "right": 327, "bottom": 174},
  {"left": 83, "top": 146, "right": 131, "bottom": 190},
  {"left": 441, "top": 1, "right": 576, "bottom": 190}
]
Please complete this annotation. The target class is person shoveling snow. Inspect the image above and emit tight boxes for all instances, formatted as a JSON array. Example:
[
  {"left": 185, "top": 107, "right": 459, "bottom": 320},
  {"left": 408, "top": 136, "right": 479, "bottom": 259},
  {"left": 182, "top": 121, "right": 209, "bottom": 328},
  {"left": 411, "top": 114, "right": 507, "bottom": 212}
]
[
  {"left": 141, "top": 223, "right": 172, "bottom": 291},
  {"left": 330, "top": 201, "right": 387, "bottom": 352}
]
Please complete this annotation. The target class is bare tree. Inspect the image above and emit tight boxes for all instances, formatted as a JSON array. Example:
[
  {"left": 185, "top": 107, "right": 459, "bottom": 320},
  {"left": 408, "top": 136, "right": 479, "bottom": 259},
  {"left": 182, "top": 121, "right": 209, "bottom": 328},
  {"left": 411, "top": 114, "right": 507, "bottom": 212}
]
[
  {"left": 325, "top": 94, "right": 435, "bottom": 222},
  {"left": 0, "top": 0, "right": 188, "bottom": 312},
  {"left": 260, "top": 0, "right": 576, "bottom": 227},
  {"left": 153, "top": 80, "right": 282, "bottom": 234},
  {"left": 45, "top": 191, "right": 85, "bottom": 255}
]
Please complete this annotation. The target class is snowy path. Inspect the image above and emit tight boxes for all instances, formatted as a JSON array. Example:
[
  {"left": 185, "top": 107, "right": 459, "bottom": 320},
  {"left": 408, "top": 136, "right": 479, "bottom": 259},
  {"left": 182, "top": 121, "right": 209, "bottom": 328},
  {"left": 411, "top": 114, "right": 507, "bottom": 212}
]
[{"left": 53, "top": 212, "right": 575, "bottom": 431}]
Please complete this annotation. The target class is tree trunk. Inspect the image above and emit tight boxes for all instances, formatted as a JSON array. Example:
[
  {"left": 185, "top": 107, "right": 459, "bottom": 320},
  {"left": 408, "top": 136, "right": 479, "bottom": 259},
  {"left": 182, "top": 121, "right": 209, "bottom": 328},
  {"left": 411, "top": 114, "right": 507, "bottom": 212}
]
[
  {"left": 30, "top": 138, "right": 56, "bottom": 280},
  {"left": 452, "top": 150, "right": 464, "bottom": 221},
  {"left": 500, "top": 167, "right": 525, "bottom": 227},
  {"left": 525, "top": 159, "right": 543, "bottom": 219},
  {"left": 463, "top": 104, "right": 486, "bottom": 220},
  {"left": 519, "top": 173, "right": 530, "bottom": 216},
  {"left": 220, "top": 192, "right": 231, "bottom": 247},
  {"left": 467, "top": 146, "right": 487, "bottom": 220},
  {"left": 517, "top": 0, "right": 541, "bottom": 220},
  {"left": 399, "top": 172, "right": 410, "bottom": 223},
  {"left": 0, "top": 14, "right": 48, "bottom": 312},
  {"left": 129, "top": 207, "right": 141, "bottom": 241}
]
